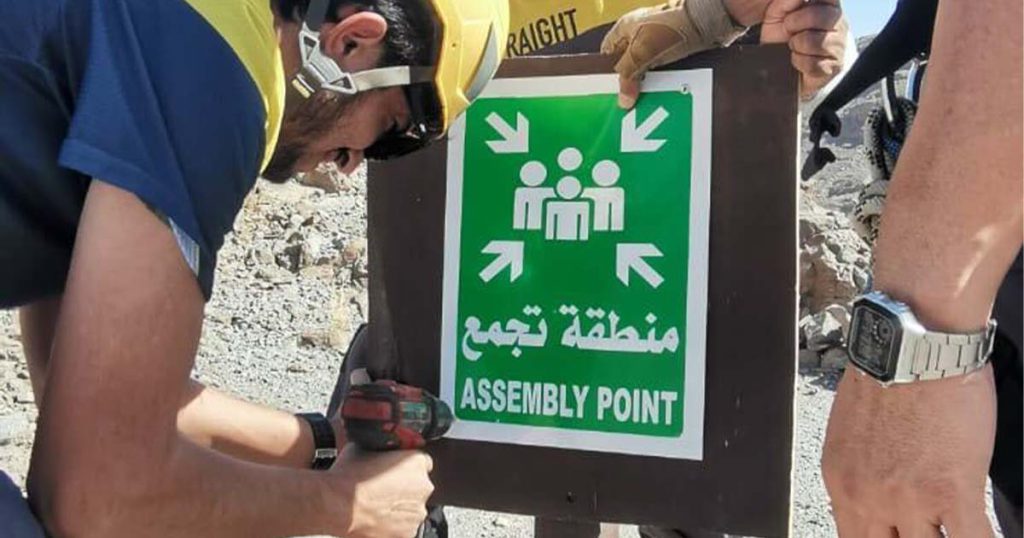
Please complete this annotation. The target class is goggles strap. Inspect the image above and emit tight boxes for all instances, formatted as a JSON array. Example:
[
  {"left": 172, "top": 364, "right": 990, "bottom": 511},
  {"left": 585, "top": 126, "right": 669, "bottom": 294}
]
[{"left": 293, "top": 11, "right": 433, "bottom": 99}]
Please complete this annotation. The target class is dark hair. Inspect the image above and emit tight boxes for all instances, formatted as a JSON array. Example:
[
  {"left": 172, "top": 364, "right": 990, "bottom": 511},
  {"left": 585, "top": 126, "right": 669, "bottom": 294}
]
[{"left": 274, "top": 0, "right": 437, "bottom": 68}]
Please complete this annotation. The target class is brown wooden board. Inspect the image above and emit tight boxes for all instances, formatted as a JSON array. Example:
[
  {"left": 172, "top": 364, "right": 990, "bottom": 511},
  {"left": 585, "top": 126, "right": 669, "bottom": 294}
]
[{"left": 366, "top": 45, "right": 798, "bottom": 537}]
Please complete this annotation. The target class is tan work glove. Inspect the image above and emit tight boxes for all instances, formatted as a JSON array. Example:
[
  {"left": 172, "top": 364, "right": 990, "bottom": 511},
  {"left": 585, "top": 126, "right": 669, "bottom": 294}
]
[{"left": 600, "top": 0, "right": 748, "bottom": 108}]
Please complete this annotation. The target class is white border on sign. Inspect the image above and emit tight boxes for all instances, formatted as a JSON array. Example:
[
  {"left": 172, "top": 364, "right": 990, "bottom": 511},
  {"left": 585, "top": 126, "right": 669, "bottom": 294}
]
[{"left": 440, "top": 70, "right": 712, "bottom": 460}]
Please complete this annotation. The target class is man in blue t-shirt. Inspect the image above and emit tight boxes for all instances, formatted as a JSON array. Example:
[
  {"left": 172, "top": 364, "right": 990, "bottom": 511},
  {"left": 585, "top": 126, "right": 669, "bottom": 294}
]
[
  {"left": 0, "top": 0, "right": 851, "bottom": 535},
  {"left": 0, "top": 0, "right": 511, "bottom": 535}
]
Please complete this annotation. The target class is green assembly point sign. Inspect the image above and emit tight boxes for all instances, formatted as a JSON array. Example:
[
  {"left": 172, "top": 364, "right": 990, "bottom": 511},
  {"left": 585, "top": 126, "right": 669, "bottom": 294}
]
[{"left": 441, "top": 71, "right": 712, "bottom": 460}]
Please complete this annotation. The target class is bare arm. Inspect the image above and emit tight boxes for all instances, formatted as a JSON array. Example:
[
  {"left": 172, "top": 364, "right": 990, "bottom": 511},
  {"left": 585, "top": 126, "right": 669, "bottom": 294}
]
[
  {"left": 822, "top": 0, "right": 1022, "bottom": 536},
  {"left": 25, "top": 182, "right": 429, "bottom": 538},
  {"left": 21, "top": 293, "right": 345, "bottom": 471},
  {"left": 178, "top": 380, "right": 346, "bottom": 468},
  {"left": 870, "top": 5, "right": 1022, "bottom": 328}
]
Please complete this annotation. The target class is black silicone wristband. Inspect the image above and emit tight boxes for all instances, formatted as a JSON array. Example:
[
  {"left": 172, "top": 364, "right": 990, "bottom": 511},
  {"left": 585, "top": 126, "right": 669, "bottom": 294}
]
[{"left": 297, "top": 412, "right": 337, "bottom": 470}]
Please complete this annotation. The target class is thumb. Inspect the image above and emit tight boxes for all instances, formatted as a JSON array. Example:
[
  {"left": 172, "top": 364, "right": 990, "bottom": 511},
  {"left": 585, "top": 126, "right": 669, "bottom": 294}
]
[{"left": 617, "top": 77, "right": 642, "bottom": 109}]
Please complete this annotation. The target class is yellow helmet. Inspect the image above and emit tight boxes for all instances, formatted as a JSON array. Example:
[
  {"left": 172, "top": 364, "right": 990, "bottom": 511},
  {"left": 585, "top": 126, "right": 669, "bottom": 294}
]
[
  {"left": 291, "top": 0, "right": 509, "bottom": 159},
  {"left": 429, "top": 0, "right": 510, "bottom": 132}
]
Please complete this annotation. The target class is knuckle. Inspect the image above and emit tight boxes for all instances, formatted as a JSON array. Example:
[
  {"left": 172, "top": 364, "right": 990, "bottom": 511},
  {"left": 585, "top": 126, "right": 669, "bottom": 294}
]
[
  {"left": 916, "top": 478, "right": 969, "bottom": 511},
  {"left": 417, "top": 478, "right": 435, "bottom": 499},
  {"left": 835, "top": 14, "right": 850, "bottom": 32},
  {"left": 799, "top": 32, "right": 829, "bottom": 53},
  {"left": 614, "top": 55, "right": 643, "bottom": 82},
  {"left": 828, "top": 38, "right": 847, "bottom": 59},
  {"left": 601, "top": 31, "right": 629, "bottom": 55},
  {"left": 785, "top": 4, "right": 841, "bottom": 33},
  {"left": 789, "top": 54, "right": 815, "bottom": 74},
  {"left": 821, "top": 6, "right": 844, "bottom": 27},
  {"left": 820, "top": 462, "right": 865, "bottom": 505},
  {"left": 794, "top": 55, "right": 831, "bottom": 78},
  {"left": 821, "top": 466, "right": 851, "bottom": 496},
  {"left": 805, "top": 5, "right": 842, "bottom": 27}
]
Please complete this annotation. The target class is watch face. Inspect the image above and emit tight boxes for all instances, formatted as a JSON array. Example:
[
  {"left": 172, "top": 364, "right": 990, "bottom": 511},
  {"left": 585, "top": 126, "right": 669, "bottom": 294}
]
[{"left": 849, "top": 304, "right": 902, "bottom": 380}]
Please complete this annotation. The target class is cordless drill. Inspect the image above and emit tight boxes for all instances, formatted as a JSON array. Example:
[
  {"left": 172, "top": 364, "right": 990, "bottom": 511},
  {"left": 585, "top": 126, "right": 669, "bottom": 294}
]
[{"left": 341, "top": 381, "right": 454, "bottom": 451}]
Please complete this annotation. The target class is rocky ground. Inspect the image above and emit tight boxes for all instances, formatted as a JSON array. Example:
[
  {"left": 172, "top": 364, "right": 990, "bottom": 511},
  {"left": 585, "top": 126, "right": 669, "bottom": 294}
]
[{"left": 0, "top": 57, "right": 1004, "bottom": 537}]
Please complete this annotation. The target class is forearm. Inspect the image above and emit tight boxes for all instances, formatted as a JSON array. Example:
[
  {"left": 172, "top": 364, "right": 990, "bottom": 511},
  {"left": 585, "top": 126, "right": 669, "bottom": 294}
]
[
  {"left": 145, "top": 437, "right": 341, "bottom": 537},
  {"left": 872, "top": 0, "right": 1023, "bottom": 331},
  {"left": 178, "top": 380, "right": 345, "bottom": 469},
  {"left": 30, "top": 433, "right": 343, "bottom": 538},
  {"left": 23, "top": 301, "right": 342, "bottom": 469}
]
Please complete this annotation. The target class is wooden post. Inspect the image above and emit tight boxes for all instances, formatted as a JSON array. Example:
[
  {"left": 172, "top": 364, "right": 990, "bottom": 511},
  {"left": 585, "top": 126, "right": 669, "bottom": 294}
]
[{"left": 534, "top": 518, "right": 603, "bottom": 538}]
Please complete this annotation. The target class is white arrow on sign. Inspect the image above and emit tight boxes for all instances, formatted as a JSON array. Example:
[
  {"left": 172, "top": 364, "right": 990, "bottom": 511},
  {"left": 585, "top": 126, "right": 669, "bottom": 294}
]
[
  {"left": 621, "top": 107, "right": 669, "bottom": 153},
  {"left": 485, "top": 112, "right": 529, "bottom": 154},
  {"left": 479, "top": 240, "right": 524, "bottom": 283},
  {"left": 616, "top": 243, "right": 665, "bottom": 288}
]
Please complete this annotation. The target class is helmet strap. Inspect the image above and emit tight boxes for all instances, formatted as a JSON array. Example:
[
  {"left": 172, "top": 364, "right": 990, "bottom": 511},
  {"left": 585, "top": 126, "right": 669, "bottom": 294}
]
[{"left": 291, "top": 0, "right": 432, "bottom": 98}]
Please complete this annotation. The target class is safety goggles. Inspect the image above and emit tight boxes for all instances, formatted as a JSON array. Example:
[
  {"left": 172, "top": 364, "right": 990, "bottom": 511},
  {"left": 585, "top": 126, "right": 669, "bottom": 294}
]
[{"left": 364, "top": 83, "right": 444, "bottom": 162}]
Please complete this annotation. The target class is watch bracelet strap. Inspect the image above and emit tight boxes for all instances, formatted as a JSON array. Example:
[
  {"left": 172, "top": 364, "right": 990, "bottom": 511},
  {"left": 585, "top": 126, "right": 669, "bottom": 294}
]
[
  {"left": 905, "top": 320, "right": 997, "bottom": 381},
  {"left": 296, "top": 412, "right": 338, "bottom": 470}
]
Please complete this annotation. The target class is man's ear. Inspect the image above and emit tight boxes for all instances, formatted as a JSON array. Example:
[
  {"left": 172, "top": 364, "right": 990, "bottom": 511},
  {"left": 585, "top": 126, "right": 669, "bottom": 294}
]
[{"left": 320, "top": 11, "right": 389, "bottom": 67}]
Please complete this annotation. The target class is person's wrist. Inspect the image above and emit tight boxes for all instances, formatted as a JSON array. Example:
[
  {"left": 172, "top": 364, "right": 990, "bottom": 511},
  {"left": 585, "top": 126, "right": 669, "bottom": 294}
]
[
  {"left": 868, "top": 278, "right": 994, "bottom": 335},
  {"left": 721, "top": 0, "right": 766, "bottom": 27},
  {"left": 689, "top": 0, "right": 749, "bottom": 45},
  {"left": 325, "top": 451, "right": 361, "bottom": 537},
  {"left": 317, "top": 468, "right": 354, "bottom": 537},
  {"left": 297, "top": 412, "right": 338, "bottom": 470}
]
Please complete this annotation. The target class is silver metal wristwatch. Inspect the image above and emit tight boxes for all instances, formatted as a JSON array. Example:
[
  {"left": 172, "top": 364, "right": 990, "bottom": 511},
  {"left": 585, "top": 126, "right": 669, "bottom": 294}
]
[{"left": 845, "top": 291, "right": 997, "bottom": 385}]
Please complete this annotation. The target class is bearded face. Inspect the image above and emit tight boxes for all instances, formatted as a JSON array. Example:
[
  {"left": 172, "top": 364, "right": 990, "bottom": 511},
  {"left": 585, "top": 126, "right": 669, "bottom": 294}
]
[{"left": 262, "top": 83, "right": 411, "bottom": 183}]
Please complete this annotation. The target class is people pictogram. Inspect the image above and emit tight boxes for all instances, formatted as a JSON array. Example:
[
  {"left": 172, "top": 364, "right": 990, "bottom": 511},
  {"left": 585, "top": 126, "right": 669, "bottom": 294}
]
[
  {"left": 582, "top": 159, "right": 625, "bottom": 232},
  {"left": 545, "top": 175, "right": 590, "bottom": 241},
  {"left": 510, "top": 147, "right": 629, "bottom": 241},
  {"left": 513, "top": 160, "right": 555, "bottom": 230}
]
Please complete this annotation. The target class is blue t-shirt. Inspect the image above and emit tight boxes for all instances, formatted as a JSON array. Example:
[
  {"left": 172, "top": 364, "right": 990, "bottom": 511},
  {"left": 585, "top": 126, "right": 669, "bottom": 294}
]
[{"left": 0, "top": 0, "right": 285, "bottom": 306}]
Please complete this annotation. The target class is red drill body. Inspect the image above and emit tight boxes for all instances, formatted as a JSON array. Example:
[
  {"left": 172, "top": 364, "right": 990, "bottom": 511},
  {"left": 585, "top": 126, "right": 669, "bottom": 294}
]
[{"left": 341, "top": 381, "right": 454, "bottom": 451}]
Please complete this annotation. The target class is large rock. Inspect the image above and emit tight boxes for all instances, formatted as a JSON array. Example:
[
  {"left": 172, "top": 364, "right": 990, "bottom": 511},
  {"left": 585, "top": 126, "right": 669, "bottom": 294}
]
[
  {"left": 328, "top": 293, "right": 354, "bottom": 349},
  {"left": 801, "top": 304, "right": 850, "bottom": 352},
  {"left": 799, "top": 349, "right": 821, "bottom": 369},
  {"left": 821, "top": 347, "right": 851, "bottom": 370},
  {"left": 295, "top": 163, "right": 345, "bottom": 193},
  {"left": 799, "top": 197, "right": 871, "bottom": 313},
  {"left": 301, "top": 231, "right": 335, "bottom": 266}
]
